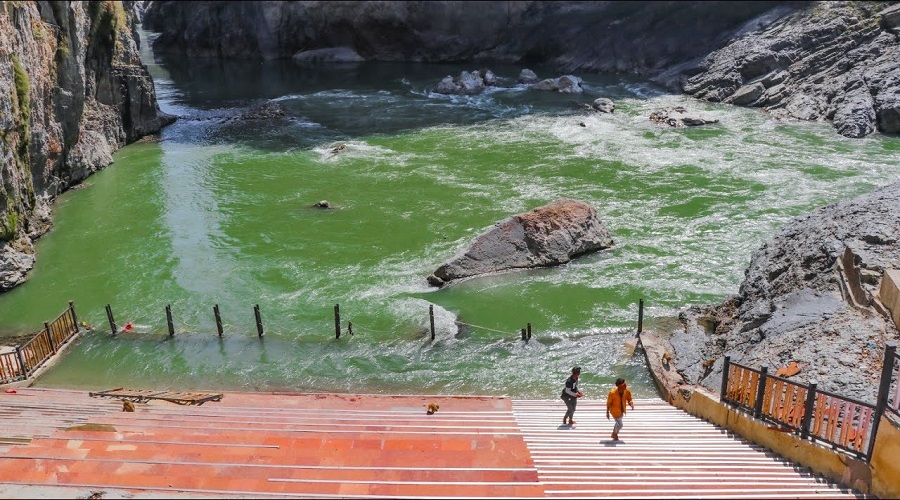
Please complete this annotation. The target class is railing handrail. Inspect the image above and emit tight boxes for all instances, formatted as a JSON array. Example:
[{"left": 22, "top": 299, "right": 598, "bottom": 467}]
[
  {"left": 721, "top": 352, "right": 892, "bottom": 461},
  {"left": 0, "top": 303, "right": 79, "bottom": 384},
  {"left": 0, "top": 350, "right": 23, "bottom": 384},
  {"left": 814, "top": 386, "right": 877, "bottom": 410},
  {"left": 888, "top": 350, "right": 900, "bottom": 417}
]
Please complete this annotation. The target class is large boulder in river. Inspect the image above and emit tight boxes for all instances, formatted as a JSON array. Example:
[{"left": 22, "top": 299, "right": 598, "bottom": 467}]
[{"left": 427, "top": 199, "right": 613, "bottom": 287}]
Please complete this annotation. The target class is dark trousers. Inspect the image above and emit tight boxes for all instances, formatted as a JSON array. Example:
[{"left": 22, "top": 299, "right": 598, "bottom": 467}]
[{"left": 564, "top": 397, "right": 577, "bottom": 421}]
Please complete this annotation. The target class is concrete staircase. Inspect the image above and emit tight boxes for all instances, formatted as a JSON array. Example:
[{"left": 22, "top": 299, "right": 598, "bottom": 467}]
[
  {"left": 0, "top": 389, "right": 865, "bottom": 498},
  {"left": 512, "top": 399, "right": 860, "bottom": 498}
]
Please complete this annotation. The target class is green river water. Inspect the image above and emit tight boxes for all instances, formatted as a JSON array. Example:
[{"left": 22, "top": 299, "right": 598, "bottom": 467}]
[{"left": 0, "top": 30, "right": 897, "bottom": 399}]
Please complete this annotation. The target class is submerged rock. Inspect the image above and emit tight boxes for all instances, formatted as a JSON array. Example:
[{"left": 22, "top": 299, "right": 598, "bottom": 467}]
[
  {"left": 531, "top": 75, "right": 584, "bottom": 93},
  {"left": 433, "top": 69, "right": 496, "bottom": 95},
  {"left": 592, "top": 98, "right": 615, "bottom": 113},
  {"left": 292, "top": 46, "right": 364, "bottom": 65},
  {"left": 649, "top": 107, "right": 719, "bottom": 127},
  {"left": 427, "top": 199, "right": 613, "bottom": 287}
]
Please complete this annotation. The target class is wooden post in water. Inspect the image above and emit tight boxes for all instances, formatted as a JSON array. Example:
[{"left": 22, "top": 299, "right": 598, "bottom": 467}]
[
  {"left": 637, "top": 298, "right": 644, "bottom": 335},
  {"left": 429, "top": 305, "right": 435, "bottom": 340},
  {"left": 624, "top": 299, "right": 644, "bottom": 357},
  {"left": 254, "top": 304, "right": 264, "bottom": 338},
  {"left": 105, "top": 304, "right": 117, "bottom": 336},
  {"left": 44, "top": 322, "right": 56, "bottom": 354},
  {"left": 521, "top": 328, "right": 527, "bottom": 341},
  {"left": 334, "top": 304, "right": 341, "bottom": 339},
  {"left": 527, "top": 322, "right": 532, "bottom": 341},
  {"left": 214, "top": 304, "right": 223, "bottom": 337},
  {"left": 69, "top": 300, "right": 79, "bottom": 332},
  {"left": 348, "top": 321, "right": 353, "bottom": 336},
  {"left": 166, "top": 304, "right": 175, "bottom": 337}
]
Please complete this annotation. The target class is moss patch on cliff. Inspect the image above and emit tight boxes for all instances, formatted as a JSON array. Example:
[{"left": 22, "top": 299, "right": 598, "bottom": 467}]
[
  {"left": 12, "top": 56, "right": 30, "bottom": 126},
  {"left": 89, "top": 1, "right": 128, "bottom": 56},
  {"left": 0, "top": 211, "right": 18, "bottom": 241},
  {"left": 10, "top": 55, "right": 30, "bottom": 161}
]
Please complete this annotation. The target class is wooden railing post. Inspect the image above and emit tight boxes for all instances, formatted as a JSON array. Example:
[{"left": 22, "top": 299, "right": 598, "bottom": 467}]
[
  {"left": 166, "top": 304, "right": 175, "bottom": 337},
  {"left": 254, "top": 304, "right": 264, "bottom": 338},
  {"left": 69, "top": 300, "right": 79, "bottom": 333},
  {"left": 800, "top": 381, "right": 817, "bottom": 439},
  {"left": 868, "top": 342, "right": 898, "bottom": 459},
  {"left": 754, "top": 365, "right": 768, "bottom": 418},
  {"left": 44, "top": 322, "right": 56, "bottom": 354},
  {"left": 334, "top": 304, "right": 341, "bottom": 339},
  {"left": 15, "top": 346, "right": 27, "bottom": 379},
  {"left": 105, "top": 304, "right": 117, "bottom": 336},
  {"left": 720, "top": 355, "right": 731, "bottom": 401},
  {"left": 429, "top": 304, "right": 435, "bottom": 340},
  {"left": 214, "top": 304, "right": 223, "bottom": 337}
]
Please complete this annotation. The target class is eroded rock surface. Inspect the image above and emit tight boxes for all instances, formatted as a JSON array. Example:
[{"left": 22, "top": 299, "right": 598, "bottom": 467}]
[
  {"left": 0, "top": 2, "right": 172, "bottom": 291},
  {"left": 681, "top": 2, "right": 900, "bottom": 138},
  {"left": 427, "top": 199, "right": 613, "bottom": 287},
  {"left": 669, "top": 181, "right": 900, "bottom": 401}
]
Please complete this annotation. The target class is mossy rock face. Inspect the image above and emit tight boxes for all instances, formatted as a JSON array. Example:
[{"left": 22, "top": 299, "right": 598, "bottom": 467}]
[
  {"left": 65, "top": 423, "right": 117, "bottom": 432},
  {"left": 0, "top": 212, "right": 17, "bottom": 242}
]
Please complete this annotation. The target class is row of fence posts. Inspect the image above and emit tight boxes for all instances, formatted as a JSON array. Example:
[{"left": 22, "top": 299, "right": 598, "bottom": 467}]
[
  {"left": 106, "top": 303, "right": 266, "bottom": 338},
  {"left": 103, "top": 302, "right": 540, "bottom": 342}
]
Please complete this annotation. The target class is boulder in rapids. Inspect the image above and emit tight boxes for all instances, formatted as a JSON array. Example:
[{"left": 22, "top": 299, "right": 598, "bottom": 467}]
[{"left": 427, "top": 199, "right": 613, "bottom": 287}]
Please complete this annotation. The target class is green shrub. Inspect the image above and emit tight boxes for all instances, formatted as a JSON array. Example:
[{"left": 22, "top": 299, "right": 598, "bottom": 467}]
[
  {"left": 0, "top": 211, "right": 18, "bottom": 241},
  {"left": 11, "top": 55, "right": 30, "bottom": 126}
]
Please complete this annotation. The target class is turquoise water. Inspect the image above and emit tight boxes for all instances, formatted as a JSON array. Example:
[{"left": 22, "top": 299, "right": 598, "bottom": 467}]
[{"left": 0, "top": 31, "right": 897, "bottom": 399}]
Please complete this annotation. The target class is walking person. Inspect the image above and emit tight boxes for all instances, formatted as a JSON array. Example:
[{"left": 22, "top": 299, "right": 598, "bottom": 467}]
[
  {"left": 606, "top": 377, "right": 634, "bottom": 440},
  {"left": 561, "top": 366, "right": 583, "bottom": 426}
]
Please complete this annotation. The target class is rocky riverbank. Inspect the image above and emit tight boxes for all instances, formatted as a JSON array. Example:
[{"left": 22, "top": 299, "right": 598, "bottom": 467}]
[
  {"left": 143, "top": 1, "right": 900, "bottom": 138},
  {"left": 0, "top": 1, "right": 171, "bottom": 291},
  {"left": 665, "top": 181, "right": 900, "bottom": 402}
]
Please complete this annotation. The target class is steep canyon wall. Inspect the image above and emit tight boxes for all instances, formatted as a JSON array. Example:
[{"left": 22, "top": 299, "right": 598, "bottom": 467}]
[{"left": 0, "top": 1, "right": 171, "bottom": 290}]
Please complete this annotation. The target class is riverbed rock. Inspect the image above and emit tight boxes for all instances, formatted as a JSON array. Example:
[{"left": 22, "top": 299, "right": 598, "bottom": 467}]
[
  {"left": 668, "top": 180, "right": 900, "bottom": 402},
  {"left": 518, "top": 69, "right": 539, "bottom": 84},
  {"left": 531, "top": 75, "right": 583, "bottom": 93},
  {"left": 433, "top": 70, "right": 494, "bottom": 95},
  {"left": 649, "top": 107, "right": 719, "bottom": 128},
  {"left": 592, "top": 98, "right": 615, "bottom": 113},
  {"left": 427, "top": 199, "right": 613, "bottom": 287},
  {"left": 292, "top": 46, "right": 365, "bottom": 64}
]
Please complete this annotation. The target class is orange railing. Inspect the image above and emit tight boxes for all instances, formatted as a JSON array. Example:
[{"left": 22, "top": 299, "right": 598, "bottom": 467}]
[
  {"left": 0, "top": 302, "right": 79, "bottom": 384},
  {"left": 721, "top": 355, "right": 881, "bottom": 460}
]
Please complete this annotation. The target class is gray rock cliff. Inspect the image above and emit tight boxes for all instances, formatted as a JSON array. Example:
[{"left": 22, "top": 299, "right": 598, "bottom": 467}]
[
  {"left": 681, "top": 1, "right": 900, "bottom": 138},
  {"left": 0, "top": 1, "right": 172, "bottom": 291},
  {"left": 669, "top": 181, "right": 900, "bottom": 402}
]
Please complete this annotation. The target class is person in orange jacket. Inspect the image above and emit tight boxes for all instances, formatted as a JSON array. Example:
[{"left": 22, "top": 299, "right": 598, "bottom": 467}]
[{"left": 606, "top": 377, "right": 634, "bottom": 440}]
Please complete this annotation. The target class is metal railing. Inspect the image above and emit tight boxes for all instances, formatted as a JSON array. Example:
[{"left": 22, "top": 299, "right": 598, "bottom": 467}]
[
  {"left": 0, "top": 302, "right": 79, "bottom": 384},
  {"left": 886, "top": 344, "right": 900, "bottom": 419},
  {"left": 721, "top": 345, "right": 896, "bottom": 461}
]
